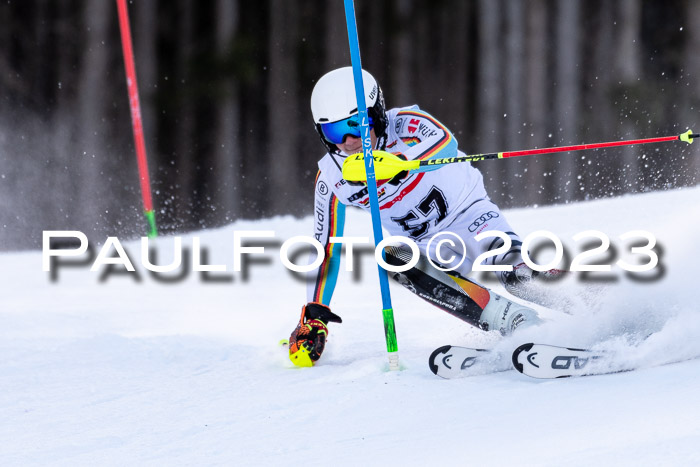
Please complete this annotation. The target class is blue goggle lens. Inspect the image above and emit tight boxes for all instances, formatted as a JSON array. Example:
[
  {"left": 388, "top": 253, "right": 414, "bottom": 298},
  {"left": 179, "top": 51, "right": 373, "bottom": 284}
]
[{"left": 320, "top": 115, "right": 374, "bottom": 145}]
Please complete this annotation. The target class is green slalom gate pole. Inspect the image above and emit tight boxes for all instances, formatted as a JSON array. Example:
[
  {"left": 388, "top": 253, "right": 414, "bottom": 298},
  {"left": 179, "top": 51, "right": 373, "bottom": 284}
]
[{"left": 344, "top": 0, "right": 399, "bottom": 370}]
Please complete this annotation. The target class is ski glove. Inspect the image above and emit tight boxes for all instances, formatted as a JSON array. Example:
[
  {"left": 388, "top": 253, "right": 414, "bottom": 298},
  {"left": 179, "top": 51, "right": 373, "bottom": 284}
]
[{"left": 289, "top": 302, "right": 342, "bottom": 367}]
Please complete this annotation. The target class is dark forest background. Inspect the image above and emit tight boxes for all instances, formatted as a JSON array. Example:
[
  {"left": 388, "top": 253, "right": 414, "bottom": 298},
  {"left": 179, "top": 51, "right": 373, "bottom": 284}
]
[{"left": 0, "top": 0, "right": 698, "bottom": 250}]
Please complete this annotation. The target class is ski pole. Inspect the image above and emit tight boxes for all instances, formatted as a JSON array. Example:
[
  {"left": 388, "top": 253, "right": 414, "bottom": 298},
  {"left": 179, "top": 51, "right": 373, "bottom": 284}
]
[
  {"left": 116, "top": 0, "right": 158, "bottom": 238},
  {"left": 342, "top": 129, "right": 698, "bottom": 182},
  {"left": 344, "top": 0, "right": 399, "bottom": 371}
]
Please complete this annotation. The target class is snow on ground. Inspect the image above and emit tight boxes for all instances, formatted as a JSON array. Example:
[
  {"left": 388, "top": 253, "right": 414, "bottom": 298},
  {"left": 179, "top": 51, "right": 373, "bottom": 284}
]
[{"left": 1, "top": 187, "right": 700, "bottom": 466}]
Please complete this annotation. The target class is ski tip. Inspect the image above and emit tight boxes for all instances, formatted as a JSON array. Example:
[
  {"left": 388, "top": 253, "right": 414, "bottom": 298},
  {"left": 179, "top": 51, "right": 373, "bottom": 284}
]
[
  {"left": 279, "top": 339, "right": 289, "bottom": 347},
  {"left": 512, "top": 343, "right": 534, "bottom": 374},
  {"left": 428, "top": 345, "right": 452, "bottom": 375}
]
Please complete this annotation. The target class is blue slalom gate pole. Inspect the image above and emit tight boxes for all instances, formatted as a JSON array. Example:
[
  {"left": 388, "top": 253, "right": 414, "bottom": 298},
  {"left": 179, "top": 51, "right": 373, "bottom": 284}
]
[{"left": 343, "top": 0, "right": 399, "bottom": 370}]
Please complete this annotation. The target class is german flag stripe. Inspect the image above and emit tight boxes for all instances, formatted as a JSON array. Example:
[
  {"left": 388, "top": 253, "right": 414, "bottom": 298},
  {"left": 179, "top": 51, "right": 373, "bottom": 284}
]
[
  {"left": 312, "top": 194, "right": 345, "bottom": 304},
  {"left": 397, "top": 110, "right": 454, "bottom": 161}
]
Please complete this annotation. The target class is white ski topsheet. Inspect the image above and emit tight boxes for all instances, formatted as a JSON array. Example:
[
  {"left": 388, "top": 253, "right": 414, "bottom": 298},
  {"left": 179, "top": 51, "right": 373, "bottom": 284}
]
[{"left": 2, "top": 187, "right": 700, "bottom": 466}]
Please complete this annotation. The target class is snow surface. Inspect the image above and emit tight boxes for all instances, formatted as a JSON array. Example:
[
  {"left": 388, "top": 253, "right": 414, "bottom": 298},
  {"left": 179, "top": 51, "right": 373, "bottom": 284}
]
[{"left": 2, "top": 187, "right": 700, "bottom": 466}]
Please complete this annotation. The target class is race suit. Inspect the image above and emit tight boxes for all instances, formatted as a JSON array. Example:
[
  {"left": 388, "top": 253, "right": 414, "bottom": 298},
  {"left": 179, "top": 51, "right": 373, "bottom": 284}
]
[{"left": 307, "top": 105, "right": 521, "bottom": 305}]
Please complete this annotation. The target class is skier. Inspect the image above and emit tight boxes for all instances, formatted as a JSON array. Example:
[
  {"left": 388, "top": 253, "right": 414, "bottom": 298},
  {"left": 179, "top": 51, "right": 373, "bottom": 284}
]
[{"left": 288, "top": 67, "right": 561, "bottom": 366}]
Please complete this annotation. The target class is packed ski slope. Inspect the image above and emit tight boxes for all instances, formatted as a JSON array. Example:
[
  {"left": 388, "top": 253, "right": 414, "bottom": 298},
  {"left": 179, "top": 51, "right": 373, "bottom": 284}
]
[{"left": 2, "top": 187, "right": 700, "bottom": 466}]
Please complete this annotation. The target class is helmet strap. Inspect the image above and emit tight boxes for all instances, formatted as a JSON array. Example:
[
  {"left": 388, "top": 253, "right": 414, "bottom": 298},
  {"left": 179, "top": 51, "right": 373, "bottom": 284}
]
[{"left": 377, "top": 133, "right": 387, "bottom": 151}]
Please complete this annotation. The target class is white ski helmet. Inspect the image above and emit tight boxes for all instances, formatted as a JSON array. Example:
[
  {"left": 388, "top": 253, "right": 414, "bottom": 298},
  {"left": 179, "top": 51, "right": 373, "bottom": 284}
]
[{"left": 311, "top": 67, "right": 387, "bottom": 153}]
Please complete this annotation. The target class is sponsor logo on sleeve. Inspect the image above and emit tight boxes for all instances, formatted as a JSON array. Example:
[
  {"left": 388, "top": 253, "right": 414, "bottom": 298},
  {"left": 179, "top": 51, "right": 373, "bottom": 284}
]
[
  {"left": 468, "top": 211, "right": 500, "bottom": 232},
  {"left": 418, "top": 122, "right": 438, "bottom": 138},
  {"left": 314, "top": 204, "right": 325, "bottom": 241},
  {"left": 348, "top": 187, "right": 369, "bottom": 203}
]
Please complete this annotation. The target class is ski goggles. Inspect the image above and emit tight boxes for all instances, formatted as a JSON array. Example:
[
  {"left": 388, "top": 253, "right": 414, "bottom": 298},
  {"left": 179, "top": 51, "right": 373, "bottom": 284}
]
[{"left": 320, "top": 114, "right": 374, "bottom": 145}]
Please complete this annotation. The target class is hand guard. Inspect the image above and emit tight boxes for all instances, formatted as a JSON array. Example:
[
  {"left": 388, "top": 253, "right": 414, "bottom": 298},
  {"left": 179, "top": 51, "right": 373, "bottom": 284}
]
[
  {"left": 289, "top": 302, "right": 342, "bottom": 367},
  {"left": 346, "top": 152, "right": 408, "bottom": 187}
]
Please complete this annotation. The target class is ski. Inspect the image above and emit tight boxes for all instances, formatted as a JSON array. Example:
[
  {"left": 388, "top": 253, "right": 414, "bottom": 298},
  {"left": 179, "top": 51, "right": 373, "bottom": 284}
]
[
  {"left": 428, "top": 345, "right": 509, "bottom": 379},
  {"left": 429, "top": 343, "right": 615, "bottom": 379},
  {"left": 512, "top": 343, "right": 611, "bottom": 379}
]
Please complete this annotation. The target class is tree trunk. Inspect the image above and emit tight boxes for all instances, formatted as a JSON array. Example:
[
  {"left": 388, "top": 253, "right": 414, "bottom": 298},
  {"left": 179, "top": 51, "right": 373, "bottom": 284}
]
[
  {"left": 268, "top": 0, "right": 298, "bottom": 214},
  {"left": 215, "top": 0, "right": 240, "bottom": 221},
  {"left": 442, "top": 1, "right": 470, "bottom": 144},
  {"left": 323, "top": 1, "right": 348, "bottom": 71},
  {"left": 684, "top": 1, "right": 700, "bottom": 181},
  {"left": 505, "top": 0, "right": 525, "bottom": 150},
  {"left": 476, "top": 0, "right": 504, "bottom": 201},
  {"left": 503, "top": 0, "right": 529, "bottom": 204},
  {"left": 77, "top": 0, "right": 113, "bottom": 238},
  {"left": 176, "top": 0, "right": 196, "bottom": 225},
  {"left": 554, "top": 0, "right": 581, "bottom": 203},
  {"left": 615, "top": 0, "right": 642, "bottom": 192},
  {"left": 585, "top": 0, "right": 619, "bottom": 199},
  {"left": 525, "top": 0, "right": 549, "bottom": 205},
  {"left": 588, "top": 1, "right": 615, "bottom": 140},
  {"left": 134, "top": 0, "right": 158, "bottom": 160},
  {"left": 391, "top": 0, "right": 414, "bottom": 107},
  {"left": 47, "top": 2, "right": 81, "bottom": 231}
]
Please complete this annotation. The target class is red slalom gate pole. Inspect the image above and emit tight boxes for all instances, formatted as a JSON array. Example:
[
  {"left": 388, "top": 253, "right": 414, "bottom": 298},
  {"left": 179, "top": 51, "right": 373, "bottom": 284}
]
[
  {"left": 500, "top": 132, "right": 695, "bottom": 158},
  {"left": 342, "top": 130, "right": 696, "bottom": 182},
  {"left": 116, "top": 0, "right": 157, "bottom": 238}
]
